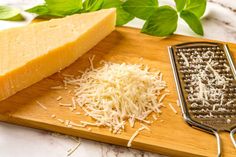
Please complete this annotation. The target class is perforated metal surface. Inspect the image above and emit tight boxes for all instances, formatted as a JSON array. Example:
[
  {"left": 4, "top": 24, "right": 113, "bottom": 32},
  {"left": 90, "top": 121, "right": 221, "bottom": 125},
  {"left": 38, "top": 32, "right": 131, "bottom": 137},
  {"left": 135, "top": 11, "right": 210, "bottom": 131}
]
[{"left": 169, "top": 42, "right": 236, "bottom": 132}]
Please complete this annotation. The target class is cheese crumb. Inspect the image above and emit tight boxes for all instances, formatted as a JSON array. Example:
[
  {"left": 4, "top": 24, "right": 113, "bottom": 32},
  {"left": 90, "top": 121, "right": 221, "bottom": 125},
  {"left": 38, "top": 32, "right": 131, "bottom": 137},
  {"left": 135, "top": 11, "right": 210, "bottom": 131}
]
[
  {"left": 51, "top": 86, "right": 64, "bottom": 90},
  {"left": 176, "top": 100, "right": 180, "bottom": 107},
  {"left": 56, "top": 96, "right": 62, "bottom": 101},
  {"left": 36, "top": 101, "right": 47, "bottom": 111},
  {"left": 51, "top": 114, "right": 56, "bottom": 118},
  {"left": 69, "top": 107, "right": 74, "bottom": 112},
  {"left": 56, "top": 118, "right": 64, "bottom": 123},
  {"left": 59, "top": 103, "right": 72, "bottom": 107},
  {"left": 168, "top": 103, "right": 177, "bottom": 114},
  {"left": 72, "top": 97, "right": 77, "bottom": 110},
  {"left": 70, "top": 121, "right": 86, "bottom": 128},
  {"left": 159, "top": 93, "right": 169, "bottom": 103},
  {"left": 65, "top": 120, "right": 70, "bottom": 126},
  {"left": 141, "top": 123, "right": 150, "bottom": 131},
  {"left": 152, "top": 114, "right": 157, "bottom": 120},
  {"left": 75, "top": 112, "right": 81, "bottom": 115},
  {"left": 180, "top": 52, "right": 189, "bottom": 67},
  {"left": 80, "top": 121, "right": 99, "bottom": 126}
]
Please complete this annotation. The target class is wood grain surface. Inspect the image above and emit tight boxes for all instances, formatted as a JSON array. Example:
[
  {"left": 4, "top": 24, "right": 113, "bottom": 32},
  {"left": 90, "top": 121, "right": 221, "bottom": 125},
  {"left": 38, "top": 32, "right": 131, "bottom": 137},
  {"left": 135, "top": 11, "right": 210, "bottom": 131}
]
[{"left": 0, "top": 27, "right": 235, "bottom": 157}]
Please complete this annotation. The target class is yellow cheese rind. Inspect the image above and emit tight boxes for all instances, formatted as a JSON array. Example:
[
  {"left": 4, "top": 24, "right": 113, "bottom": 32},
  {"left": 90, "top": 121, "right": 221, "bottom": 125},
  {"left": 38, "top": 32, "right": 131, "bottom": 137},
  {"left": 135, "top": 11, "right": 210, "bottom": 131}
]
[{"left": 0, "top": 8, "right": 116, "bottom": 101}]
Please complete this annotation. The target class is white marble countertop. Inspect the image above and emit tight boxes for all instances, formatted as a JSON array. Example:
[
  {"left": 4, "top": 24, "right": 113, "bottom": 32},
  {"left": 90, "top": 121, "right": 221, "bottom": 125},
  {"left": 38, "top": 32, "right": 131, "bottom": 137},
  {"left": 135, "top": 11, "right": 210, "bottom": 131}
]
[{"left": 0, "top": 0, "right": 235, "bottom": 157}]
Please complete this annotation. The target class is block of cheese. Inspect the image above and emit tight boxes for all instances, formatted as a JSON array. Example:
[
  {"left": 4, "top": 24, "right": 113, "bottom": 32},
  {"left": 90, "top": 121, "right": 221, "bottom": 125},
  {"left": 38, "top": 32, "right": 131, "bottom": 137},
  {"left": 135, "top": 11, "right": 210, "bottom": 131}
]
[{"left": 0, "top": 8, "right": 116, "bottom": 101}]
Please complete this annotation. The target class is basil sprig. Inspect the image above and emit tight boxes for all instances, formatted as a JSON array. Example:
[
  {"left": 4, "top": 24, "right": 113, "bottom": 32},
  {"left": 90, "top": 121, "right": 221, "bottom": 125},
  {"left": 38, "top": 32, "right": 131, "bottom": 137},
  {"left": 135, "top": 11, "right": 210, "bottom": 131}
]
[
  {"left": 0, "top": 0, "right": 207, "bottom": 37},
  {"left": 124, "top": 0, "right": 206, "bottom": 36}
]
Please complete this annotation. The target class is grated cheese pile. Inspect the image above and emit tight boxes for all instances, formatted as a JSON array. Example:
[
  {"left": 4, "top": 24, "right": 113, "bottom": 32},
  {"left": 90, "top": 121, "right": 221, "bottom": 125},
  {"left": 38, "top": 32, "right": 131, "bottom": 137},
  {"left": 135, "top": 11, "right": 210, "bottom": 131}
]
[{"left": 63, "top": 57, "right": 167, "bottom": 134}]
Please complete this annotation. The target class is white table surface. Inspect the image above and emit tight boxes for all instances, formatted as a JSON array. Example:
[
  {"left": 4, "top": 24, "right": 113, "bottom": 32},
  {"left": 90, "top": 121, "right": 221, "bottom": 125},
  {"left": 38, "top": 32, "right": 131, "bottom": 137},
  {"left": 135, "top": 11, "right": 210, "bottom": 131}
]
[{"left": 0, "top": 0, "right": 235, "bottom": 157}]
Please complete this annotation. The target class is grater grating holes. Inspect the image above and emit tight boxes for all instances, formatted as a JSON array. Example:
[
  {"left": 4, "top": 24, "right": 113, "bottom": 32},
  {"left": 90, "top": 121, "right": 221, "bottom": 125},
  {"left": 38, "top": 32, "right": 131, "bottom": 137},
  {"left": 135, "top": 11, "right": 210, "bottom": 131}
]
[{"left": 176, "top": 46, "right": 236, "bottom": 120}]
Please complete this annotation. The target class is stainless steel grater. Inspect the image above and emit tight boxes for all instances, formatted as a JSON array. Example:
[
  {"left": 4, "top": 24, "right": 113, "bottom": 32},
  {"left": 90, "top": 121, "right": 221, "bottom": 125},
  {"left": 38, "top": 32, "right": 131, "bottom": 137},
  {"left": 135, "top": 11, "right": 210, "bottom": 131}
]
[{"left": 168, "top": 42, "right": 236, "bottom": 156}]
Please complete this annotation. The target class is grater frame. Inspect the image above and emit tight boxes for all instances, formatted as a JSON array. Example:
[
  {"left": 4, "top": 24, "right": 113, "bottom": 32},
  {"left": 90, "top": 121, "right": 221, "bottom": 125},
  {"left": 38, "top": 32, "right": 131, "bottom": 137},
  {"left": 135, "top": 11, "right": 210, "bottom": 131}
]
[{"left": 168, "top": 42, "right": 236, "bottom": 157}]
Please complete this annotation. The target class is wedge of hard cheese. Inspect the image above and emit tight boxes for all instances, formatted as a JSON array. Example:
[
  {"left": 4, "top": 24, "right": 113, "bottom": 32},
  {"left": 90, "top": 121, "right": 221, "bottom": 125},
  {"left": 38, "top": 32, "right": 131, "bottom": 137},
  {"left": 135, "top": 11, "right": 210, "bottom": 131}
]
[{"left": 0, "top": 8, "right": 116, "bottom": 101}]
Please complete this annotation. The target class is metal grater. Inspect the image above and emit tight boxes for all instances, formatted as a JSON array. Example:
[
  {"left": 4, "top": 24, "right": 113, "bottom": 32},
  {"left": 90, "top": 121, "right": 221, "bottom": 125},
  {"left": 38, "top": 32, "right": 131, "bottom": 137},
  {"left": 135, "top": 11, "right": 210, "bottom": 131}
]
[{"left": 168, "top": 42, "right": 236, "bottom": 156}]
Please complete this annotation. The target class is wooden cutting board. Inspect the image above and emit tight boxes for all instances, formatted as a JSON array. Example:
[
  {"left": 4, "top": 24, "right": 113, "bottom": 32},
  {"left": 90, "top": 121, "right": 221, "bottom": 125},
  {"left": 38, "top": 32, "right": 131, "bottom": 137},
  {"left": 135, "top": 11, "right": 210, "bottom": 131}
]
[{"left": 0, "top": 27, "right": 235, "bottom": 157}]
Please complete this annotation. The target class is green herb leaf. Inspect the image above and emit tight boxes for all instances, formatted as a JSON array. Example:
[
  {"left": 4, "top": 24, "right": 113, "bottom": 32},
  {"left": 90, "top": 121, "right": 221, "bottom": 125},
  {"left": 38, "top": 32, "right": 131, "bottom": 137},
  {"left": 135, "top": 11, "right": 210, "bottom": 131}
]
[
  {"left": 26, "top": 0, "right": 83, "bottom": 17},
  {"left": 45, "top": 0, "right": 82, "bottom": 16},
  {"left": 141, "top": 6, "right": 178, "bottom": 37},
  {"left": 26, "top": 5, "right": 66, "bottom": 18},
  {"left": 83, "top": 0, "right": 104, "bottom": 12},
  {"left": 122, "top": 0, "right": 158, "bottom": 20},
  {"left": 26, "top": 5, "right": 50, "bottom": 15},
  {"left": 180, "top": 10, "right": 204, "bottom": 35},
  {"left": 174, "top": 0, "right": 186, "bottom": 12},
  {"left": 185, "top": 0, "right": 206, "bottom": 18},
  {"left": 102, "top": 0, "right": 134, "bottom": 26},
  {"left": 0, "top": 5, "right": 24, "bottom": 21}
]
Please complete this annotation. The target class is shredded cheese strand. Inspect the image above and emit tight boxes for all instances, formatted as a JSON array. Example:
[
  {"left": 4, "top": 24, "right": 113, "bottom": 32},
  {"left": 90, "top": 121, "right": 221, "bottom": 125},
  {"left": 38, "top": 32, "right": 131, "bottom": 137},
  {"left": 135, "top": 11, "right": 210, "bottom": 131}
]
[
  {"left": 127, "top": 126, "right": 146, "bottom": 147},
  {"left": 168, "top": 103, "right": 177, "bottom": 114},
  {"left": 36, "top": 101, "right": 47, "bottom": 110},
  {"left": 67, "top": 139, "right": 81, "bottom": 156}
]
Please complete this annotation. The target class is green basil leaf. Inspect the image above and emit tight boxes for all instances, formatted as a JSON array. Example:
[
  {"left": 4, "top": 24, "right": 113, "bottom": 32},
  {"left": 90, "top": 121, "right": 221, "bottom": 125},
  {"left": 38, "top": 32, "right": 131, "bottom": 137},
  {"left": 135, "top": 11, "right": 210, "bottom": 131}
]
[
  {"left": 0, "top": 5, "right": 24, "bottom": 21},
  {"left": 122, "top": 0, "right": 158, "bottom": 20},
  {"left": 141, "top": 6, "right": 178, "bottom": 37},
  {"left": 185, "top": 0, "right": 206, "bottom": 18},
  {"left": 83, "top": 0, "right": 104, "bottom": 11},
  {"left": 174, "top": 0, "right": 186, "bottom": 12},
  {"left": 180, "top": 10, "right": 204, "bottom": 35},
  {"left": 26, "top": 5, "right": 65, "bottom": 17},
  {"left": 45, "top": 0, "right": 83, "bottom": 16},
  {"left": 102, "top": 0, "right": 134, "bottom": 26},
  {"left": 26, "top": 5, "right": 50, "bottom": 15}
]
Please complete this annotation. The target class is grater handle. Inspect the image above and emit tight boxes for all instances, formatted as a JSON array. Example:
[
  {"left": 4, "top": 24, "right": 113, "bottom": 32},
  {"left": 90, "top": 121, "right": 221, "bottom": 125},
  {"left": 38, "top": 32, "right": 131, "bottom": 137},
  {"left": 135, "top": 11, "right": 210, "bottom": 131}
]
[
  {"left": 213, "top": 130, "right": 222, "bottom": 157},
  {"left": 230, "top": 128, "right": 236, "bottom": 148}
]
